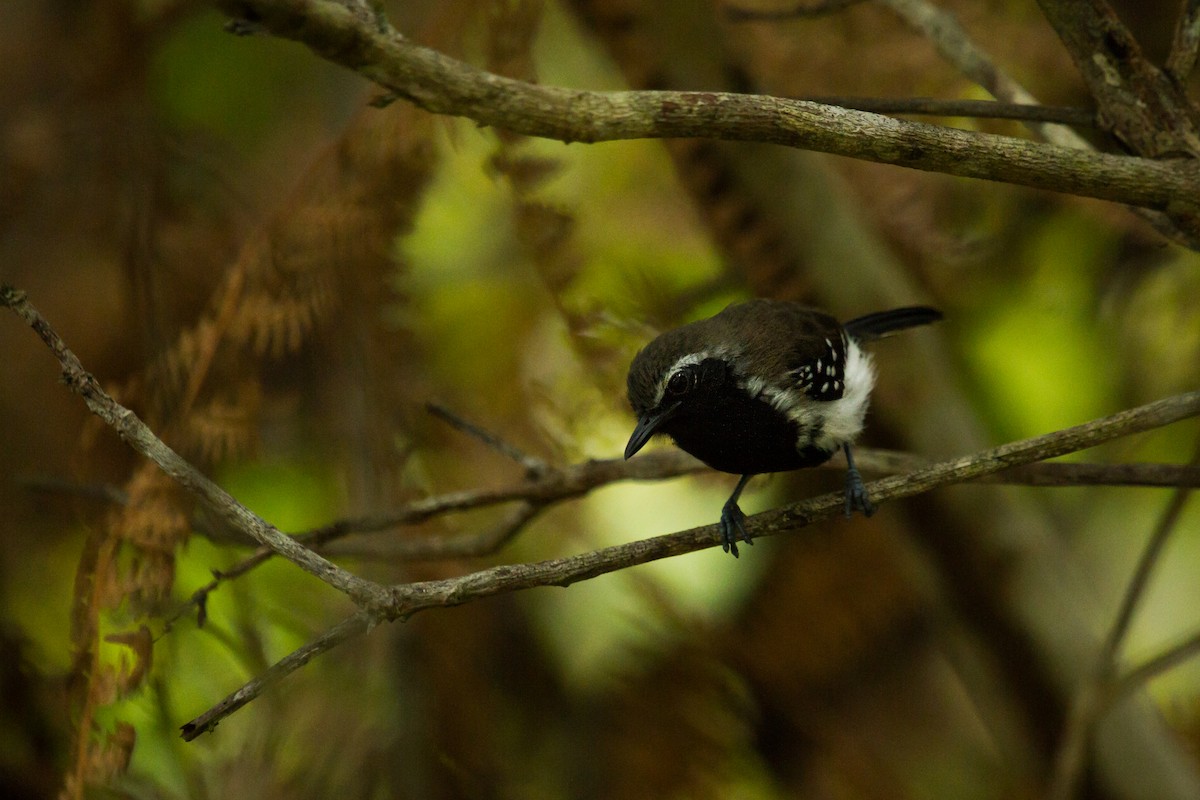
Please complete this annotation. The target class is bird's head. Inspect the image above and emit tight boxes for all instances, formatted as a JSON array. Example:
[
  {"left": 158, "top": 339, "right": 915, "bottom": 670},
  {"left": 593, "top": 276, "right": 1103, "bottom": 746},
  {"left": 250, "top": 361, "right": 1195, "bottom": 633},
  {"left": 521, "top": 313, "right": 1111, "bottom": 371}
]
[{"left": 623, "top": 325, "right": 735, "bottom": 460}]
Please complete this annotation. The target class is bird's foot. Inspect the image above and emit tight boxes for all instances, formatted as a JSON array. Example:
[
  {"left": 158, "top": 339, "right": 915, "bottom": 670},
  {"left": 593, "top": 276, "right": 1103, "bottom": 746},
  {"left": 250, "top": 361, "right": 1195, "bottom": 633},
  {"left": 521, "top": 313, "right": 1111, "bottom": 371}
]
[
  {"left": 844, "top": 466, "right": 876, "bottom": 518},
  {"left": 719, "top": 500, "right": 753, "bottom": 558}
]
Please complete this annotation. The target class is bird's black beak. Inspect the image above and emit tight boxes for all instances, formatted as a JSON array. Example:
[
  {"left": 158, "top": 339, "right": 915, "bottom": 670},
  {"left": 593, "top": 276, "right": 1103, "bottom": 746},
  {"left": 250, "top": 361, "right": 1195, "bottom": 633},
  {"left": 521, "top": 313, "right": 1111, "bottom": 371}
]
[{"left": 624, "top": 402, "right": 680, "bottom": 460}]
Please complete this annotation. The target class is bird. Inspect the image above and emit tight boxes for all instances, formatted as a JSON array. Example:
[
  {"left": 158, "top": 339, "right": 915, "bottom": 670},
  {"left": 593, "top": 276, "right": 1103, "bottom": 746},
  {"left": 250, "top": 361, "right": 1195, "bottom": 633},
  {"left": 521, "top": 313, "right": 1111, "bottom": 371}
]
[{"left": 624, "top": 299, "right": 942, "bottom": 557}]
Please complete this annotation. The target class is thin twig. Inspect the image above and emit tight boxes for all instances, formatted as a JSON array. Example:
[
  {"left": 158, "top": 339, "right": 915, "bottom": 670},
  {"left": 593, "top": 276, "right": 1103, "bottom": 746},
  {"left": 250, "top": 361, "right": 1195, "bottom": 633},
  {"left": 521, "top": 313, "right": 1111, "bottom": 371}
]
[
  {"left": 323, "top": 502, "right": 543, "bottom": 560},
  {"left": 1104, "top": 465, "right": 1198, "bottom": 660},
  {"left": 855, "top": 451, "right": 1200, "bottom": 487},
  {"left": 425, "top": 402, "right": 550, "bottom": 476},
  {"left": 723, "top": 0, "right": 868, "bottom": 21},
  {"left": 796, "top": 96, "right": 1096, "bottom": 128},
  {"left": 179, "top": 610, "right": 372, "bottom": 740},
  {"left": 877, "top": 0, "right": 1091, "bottom": 148},
  {"left": 16, "top": 475, "right": 130, "bottom": 505},
  {"left": 1111, "top": 629, "right": 1200, "bottom": 705},
  {"left": 1048, "top": 433, "right": 1200, "bottom": 800}
]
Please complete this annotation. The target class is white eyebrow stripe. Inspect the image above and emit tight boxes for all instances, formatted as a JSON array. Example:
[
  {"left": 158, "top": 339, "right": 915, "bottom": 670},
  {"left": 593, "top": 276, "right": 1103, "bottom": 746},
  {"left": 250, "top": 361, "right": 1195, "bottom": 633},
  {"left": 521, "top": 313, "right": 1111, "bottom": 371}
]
[
  {"left": 651, "top": 350, "right": 709, "bottom": 407},
  {"left": 652, "top": 344, "right": 741, "bottom": 407}
]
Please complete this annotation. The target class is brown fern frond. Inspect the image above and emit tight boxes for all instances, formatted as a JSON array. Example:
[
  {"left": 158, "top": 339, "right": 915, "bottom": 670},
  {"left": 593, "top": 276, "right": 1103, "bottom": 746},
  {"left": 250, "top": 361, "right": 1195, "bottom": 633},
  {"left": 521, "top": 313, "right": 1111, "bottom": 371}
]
[
  {"left": 182, "top": 379, "right": 262, "bottom": 463},
  {"left": 103, "top": 626, "right": 154, "bottom": 698},
  {"left": 484, "top": 4, "right": 600, "bottom": 345},
  {"left": 56, "top": 12, "right": 445, "bottom": 799},
  {"left": 111, "top": 464, "right": 190, "bottom": 612}
]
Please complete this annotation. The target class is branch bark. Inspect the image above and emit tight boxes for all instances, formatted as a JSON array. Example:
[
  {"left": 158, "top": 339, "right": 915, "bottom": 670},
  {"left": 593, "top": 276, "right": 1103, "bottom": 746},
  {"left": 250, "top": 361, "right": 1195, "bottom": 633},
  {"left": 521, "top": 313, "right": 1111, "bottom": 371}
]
[
  {"left": 0, "top": 286, "right": 386, "bottom": 611},
  {"left": 377, "top": 390, "right": 1200, "bottom": 620},
  {"left": 173, "top": 388, "right": 1200, "bottom": 736},
  {"left": 211, "top": 0, "right": 1200, "bottom": 217},
  {"left": 1035, "top": 0, "right": 1200, "bottom": 158}
]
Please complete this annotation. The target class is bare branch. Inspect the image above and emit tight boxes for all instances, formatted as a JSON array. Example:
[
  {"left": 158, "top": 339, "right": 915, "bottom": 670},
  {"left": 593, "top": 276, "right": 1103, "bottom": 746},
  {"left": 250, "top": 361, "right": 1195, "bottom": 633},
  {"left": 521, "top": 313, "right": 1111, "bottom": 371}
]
[
  {"left": 0, "top": 285, "right": 387, "bottom": 610},
  {"left": 176, "top": 389, "right": 1200, "bottom": 736},
  {"left": 16, "top": 475, "right": 131, "bottom": 505},
  {"left": 1048, "top": 434, "right": 1200, "bottom": 800},
  {"left": 875, "top": 0, "right": 1092, "bottom": 149},
  {"left": 425, "top": 402, "right": 549, "bottom": 476},
  {"left": 323, "top": 502, "right": 543, "bottom": 560},
  {"left": 179, "top": 610, "right": 372, "bottom": 740},
  {"left": 160, "top": 450, "right": 1195, "bottom": 630},
  {"left": 855, "top": 451, "right": 1200, "bottom": 487},
  {"left": 1112, "top": 630, "right": 1200, "bottom": 704},
  {"left": 375, "top": 390, "right": 1200, "bottom": 622},
  {"left": 1035, "top": 0, "right": 1200, "bottom": 159},
  {"left": 209, "top": 0, "right": 1200, "bottom": 217}
]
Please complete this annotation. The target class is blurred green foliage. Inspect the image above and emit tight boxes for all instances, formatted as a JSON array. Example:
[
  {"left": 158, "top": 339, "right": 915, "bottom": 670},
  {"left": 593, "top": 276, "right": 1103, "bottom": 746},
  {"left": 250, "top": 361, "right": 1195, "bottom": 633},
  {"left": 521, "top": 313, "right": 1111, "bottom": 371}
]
[{"left": 5, "top": 0, "right": 1200, "bottom": 798}]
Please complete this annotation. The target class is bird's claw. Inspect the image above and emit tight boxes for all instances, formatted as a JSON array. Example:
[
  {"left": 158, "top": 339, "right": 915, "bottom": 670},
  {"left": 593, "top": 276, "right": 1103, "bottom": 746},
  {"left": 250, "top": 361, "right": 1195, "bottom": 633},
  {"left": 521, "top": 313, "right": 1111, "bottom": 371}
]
[
  {"left": 844, "top": 466, "right": 876, "bottom": 518},
  {"left": 719, "top": 500, "right": 753, "bottom": 558}
]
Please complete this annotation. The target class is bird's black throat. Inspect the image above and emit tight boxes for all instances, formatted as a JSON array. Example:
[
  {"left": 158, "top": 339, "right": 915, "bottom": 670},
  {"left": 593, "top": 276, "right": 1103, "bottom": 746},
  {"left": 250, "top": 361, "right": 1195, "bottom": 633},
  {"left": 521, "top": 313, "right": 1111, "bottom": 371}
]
[{"left": 657, "top": 360, "right": 834, "bottom": 475}]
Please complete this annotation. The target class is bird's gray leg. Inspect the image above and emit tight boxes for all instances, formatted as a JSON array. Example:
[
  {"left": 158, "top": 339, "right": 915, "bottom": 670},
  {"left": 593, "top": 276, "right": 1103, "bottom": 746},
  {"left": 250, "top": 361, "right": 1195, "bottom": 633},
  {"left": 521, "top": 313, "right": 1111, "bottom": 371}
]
[
  {"left": 719, "top": 474, "right": 754, "bottom": 557},
  {"left": 843, "top": 444, "right": 875, "bottom": 518}
]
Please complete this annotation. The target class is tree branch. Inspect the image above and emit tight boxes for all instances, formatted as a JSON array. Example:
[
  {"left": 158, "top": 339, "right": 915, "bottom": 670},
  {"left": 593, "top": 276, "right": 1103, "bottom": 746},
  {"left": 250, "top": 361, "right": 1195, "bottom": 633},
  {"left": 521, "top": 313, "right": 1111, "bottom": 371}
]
[
  {"left": 8, "top": 282, "right": 1200, "bottom": 740},
  {"left": 425, "top": 402, "right": 550, "bottom": 477},
  {"left": 376, "top": 390, "right": 1200, "bottom": 620},
  {"left": 175, "top": 389, "right": 1200, "bottom": 736},
  {"left": 210, "top": 0, "right": 1200, "bottom": 217},
  {"left": 179, "top": 610, "right": 372, "bottom": 740},
  {"left": 1048, "top": 433, "right": 1200, "bottom": 800},
  {"left": 1035, "top": 0, "right": 1200, "bottom": 158},
  {"left": 0, "top": 285, "right": 387, "bottom": 610},
  {"left": 875, "top": 0, "right": 1092, "bottom": 148},
  {"left": 157, "top": 450, "right": 1195, "bottom": 631},
  {"left": 734, "top": 0, "right": 1196, "bottom": 243}
]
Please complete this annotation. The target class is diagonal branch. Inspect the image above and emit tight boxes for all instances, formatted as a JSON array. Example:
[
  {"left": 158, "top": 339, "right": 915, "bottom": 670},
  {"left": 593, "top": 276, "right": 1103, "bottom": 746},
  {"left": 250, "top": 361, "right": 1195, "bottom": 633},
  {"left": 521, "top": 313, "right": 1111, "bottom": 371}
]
[
  {"left": 0, "top": 285, "right": 387, "bottom": 610},
  {"left": 180, "top": 610, "right": 372, "bottom": 740},
  {"left": 1167, "top": 0, "right": 1200, "bottom": 83},
  {"left": 875, "top": 0, "right": 1090, "bottom": 148}
]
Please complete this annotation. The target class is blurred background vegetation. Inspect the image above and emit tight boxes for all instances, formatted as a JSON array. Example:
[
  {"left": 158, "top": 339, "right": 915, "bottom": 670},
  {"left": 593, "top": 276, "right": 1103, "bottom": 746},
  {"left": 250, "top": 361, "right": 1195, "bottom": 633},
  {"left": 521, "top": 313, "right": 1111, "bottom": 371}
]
[{"left": 2, "top": 0, "right": 1200, "bottom": 798}]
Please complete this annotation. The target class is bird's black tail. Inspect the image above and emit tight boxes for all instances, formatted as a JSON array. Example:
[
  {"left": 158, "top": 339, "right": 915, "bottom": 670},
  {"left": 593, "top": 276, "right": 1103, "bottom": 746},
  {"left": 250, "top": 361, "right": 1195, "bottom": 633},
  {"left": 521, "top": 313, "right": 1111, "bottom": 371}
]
[{"left": 843, "top": 306, "right": 942, "bottom": 341}]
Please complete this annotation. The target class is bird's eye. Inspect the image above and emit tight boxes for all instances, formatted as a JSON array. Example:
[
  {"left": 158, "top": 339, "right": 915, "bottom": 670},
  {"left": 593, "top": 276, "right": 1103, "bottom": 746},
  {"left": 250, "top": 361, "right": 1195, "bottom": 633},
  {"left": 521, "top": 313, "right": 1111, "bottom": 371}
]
[{"left": 666, "top": 370, "right": 693, "bottom": 397}]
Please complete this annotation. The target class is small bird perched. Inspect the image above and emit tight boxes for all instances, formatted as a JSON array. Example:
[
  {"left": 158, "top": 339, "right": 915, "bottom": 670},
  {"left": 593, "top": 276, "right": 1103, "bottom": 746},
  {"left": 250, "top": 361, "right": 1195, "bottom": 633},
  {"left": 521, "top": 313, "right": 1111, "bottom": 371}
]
[{"left": 624, "top": 299, "right": 941, "bottom": 557}]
